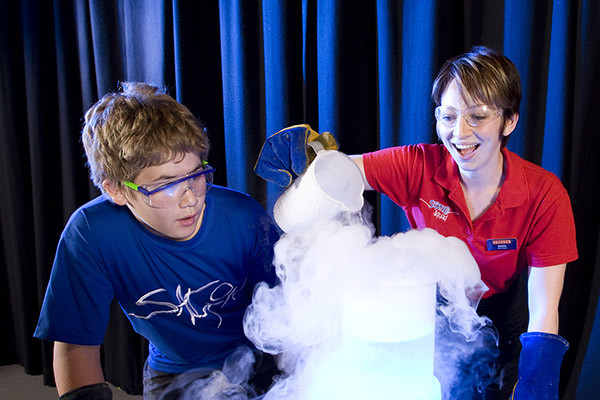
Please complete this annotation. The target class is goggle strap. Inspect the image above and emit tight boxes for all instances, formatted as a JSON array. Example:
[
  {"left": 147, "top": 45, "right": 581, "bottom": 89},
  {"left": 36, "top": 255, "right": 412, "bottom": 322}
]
[{"left": 123, "top": 181, "right": 139, "bottom": 191}]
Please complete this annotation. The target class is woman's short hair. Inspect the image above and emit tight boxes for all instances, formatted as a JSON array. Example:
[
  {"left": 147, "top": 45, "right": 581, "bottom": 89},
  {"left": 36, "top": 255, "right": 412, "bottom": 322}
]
[{"left": 432, "top": 46, "right": 522, "bottom": 146}]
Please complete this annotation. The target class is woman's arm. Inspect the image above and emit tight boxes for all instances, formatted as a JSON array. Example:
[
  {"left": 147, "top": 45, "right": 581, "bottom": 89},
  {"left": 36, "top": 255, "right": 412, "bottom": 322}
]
[
  {"left": 53, "top": 342, "right": 105, "bottom": 396},
  {"left": 349, "top": 155, "right": 374, "bottom": 191},
  {"left": 527, "top": 263, "right": 567, "bottom": 334}
]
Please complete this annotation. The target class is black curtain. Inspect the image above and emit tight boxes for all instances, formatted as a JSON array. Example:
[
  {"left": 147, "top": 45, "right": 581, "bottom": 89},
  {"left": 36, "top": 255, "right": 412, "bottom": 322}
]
[{"left": 1, "top": 1, "right": 599, "bottom": 398}]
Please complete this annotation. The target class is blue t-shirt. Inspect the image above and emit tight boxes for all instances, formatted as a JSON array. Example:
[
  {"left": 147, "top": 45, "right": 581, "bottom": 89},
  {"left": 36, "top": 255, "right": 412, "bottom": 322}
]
[{"left": 34, "top": 186, "right": 279, "bottom": 373}]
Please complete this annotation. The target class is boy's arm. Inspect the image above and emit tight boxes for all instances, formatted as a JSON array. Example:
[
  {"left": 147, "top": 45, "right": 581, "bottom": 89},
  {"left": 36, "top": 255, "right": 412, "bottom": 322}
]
[{"left": 53, "top": 342, "right": 106, "bottom": 396}]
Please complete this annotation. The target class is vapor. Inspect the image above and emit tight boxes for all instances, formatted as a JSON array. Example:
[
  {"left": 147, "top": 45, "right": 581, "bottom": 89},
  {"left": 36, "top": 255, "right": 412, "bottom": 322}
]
[{"left": 244, "top": 210, "right": 499, "bottom": 399}]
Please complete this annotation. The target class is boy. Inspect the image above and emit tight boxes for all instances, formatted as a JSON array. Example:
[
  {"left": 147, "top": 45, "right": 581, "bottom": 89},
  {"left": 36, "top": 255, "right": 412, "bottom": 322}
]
[{"left": 35, "top": 82, "right": 279, "bottom": 399}]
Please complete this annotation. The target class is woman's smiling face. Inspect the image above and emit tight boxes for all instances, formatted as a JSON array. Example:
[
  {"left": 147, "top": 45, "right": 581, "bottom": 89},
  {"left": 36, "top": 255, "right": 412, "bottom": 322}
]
[{"left": 437, "top": 80, "right": 517, "bottom": 176}]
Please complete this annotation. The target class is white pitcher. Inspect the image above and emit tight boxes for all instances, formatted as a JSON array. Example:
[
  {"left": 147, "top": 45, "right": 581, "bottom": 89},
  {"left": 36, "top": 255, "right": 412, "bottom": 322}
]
[{"left": 273, "top": 150, "right": 364, "bottom": 233}]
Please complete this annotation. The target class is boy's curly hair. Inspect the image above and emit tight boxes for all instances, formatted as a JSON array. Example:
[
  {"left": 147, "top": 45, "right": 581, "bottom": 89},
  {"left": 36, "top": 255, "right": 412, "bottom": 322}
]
[{"left": 82, "top": 82, "right": 210, "bottom": 193}]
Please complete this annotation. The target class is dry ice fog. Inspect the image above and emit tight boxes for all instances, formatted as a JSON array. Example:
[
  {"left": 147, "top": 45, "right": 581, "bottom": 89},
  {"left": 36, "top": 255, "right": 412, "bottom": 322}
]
[{"left": 161, "top": 151, "right": 500, "bottom": 399}]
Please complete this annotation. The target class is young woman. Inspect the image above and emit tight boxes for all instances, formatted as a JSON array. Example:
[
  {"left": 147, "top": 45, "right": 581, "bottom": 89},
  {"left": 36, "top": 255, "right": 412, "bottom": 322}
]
[{"left": 255, "top": 46, "right": 578, "bottom": 400}]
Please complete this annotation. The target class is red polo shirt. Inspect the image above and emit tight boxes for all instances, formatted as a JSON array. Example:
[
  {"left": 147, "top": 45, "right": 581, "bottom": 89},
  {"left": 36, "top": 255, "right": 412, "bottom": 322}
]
[{"left": 363, "top": 144, "right": 578, "bottom": 297}]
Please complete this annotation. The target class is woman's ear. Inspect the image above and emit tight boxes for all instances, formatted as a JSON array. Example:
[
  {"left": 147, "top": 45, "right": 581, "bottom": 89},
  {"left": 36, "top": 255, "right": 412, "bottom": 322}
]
[
  {"left": 102, "top": 179, "right": 128, "bottom": 206},
  {"left": 502, "top": 113, "right": 519, "bottom": 137}
]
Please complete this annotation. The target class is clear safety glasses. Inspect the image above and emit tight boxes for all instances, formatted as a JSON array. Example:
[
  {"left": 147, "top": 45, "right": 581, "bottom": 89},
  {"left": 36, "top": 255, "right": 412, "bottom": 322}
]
[
  {"left": 435, "top": 105, "right": 503, "bottom": 128},
  {"left": 123, "top": 164, "right": 215, "bottom": 208}
]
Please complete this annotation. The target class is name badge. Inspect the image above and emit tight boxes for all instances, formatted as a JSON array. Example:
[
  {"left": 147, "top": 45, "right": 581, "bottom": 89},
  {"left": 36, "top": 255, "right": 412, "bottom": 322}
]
[{"left": 487, "top": 238, "right": 517, "bottom": 251}]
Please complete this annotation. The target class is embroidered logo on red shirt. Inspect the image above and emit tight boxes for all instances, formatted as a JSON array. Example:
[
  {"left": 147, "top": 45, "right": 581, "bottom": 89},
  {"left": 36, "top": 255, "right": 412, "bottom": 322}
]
[{"left": 421, "top": 198, "right": 458, "bottom": 221}]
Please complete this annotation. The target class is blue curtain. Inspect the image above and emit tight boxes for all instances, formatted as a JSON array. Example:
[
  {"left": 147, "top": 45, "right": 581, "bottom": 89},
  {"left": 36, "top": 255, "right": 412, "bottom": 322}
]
[{"left": 1, "top": 1, "right": 599, "bottom": 398}]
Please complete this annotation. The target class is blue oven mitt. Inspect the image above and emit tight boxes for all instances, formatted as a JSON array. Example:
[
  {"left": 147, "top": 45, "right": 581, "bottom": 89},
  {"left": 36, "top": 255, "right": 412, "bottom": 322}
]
[
  {"left": 254, "top": 124, "right": 338, "bottom": 187},
  {"left": 511, "top": 332, "right": 569, "bottom": 400}
]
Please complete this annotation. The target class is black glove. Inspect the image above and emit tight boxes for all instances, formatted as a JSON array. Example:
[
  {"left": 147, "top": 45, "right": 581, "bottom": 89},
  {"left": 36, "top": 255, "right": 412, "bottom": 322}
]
[
  {"left": 59, "top": 382, "right": 112, "bottom": 400},
  {"left": 511, "top": 332, "right": 569, "bottom": 400},
  {"left": 254, "top": 124, "right": 338, "bottom": 187}
]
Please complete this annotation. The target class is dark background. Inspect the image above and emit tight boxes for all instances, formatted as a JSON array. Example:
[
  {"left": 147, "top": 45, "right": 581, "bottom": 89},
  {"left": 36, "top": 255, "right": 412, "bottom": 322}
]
[{"left": 1, "top": 1, "right": 598, "bottom": 398}]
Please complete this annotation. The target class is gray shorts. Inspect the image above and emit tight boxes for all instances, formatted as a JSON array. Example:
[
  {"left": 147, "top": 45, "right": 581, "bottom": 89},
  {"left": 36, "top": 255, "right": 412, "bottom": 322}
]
[{"left": 142, "top": 350, "right": 278, "bottom": 400}]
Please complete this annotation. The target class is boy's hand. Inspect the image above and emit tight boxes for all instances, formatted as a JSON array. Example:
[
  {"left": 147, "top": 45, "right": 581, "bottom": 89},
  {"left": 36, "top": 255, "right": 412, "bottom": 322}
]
[
  {"left": 254, "top": 124, "right": 338, "bottom": 187},
  {"left": 511, "top": 332, "right": 568, "bottom": 399}
]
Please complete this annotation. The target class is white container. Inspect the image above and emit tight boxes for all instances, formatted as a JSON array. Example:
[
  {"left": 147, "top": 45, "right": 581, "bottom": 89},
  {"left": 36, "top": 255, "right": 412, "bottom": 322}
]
[
  {"left": 273, "top": 150, "right": 364, "bottom": 233},
  {"left": 332, "top": 281, "right": 440, "bottom": 400},
  {"left": 341, "top": 281, "right": 437, "bottom": 342}
]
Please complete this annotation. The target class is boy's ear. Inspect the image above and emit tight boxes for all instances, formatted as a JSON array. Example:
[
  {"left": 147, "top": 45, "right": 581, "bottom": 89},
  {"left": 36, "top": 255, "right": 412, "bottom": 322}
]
[{"left": 102, "top": 179, "right": 128, "bottom": 206}]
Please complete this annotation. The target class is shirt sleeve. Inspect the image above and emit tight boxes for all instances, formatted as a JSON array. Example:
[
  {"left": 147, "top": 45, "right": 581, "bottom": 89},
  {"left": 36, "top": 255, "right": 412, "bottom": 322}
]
[
  {"left": 246, "top": 201, "right": 280, "bottom": 289},
  {"left": 363, "top": 145, "right": 427, "bottom": 207},
  {"left": 526, "top": 188, "right": 578, "bottom": 267},
  {"left": 34, "top": 211, "right": 115, "bottom": 345}
]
